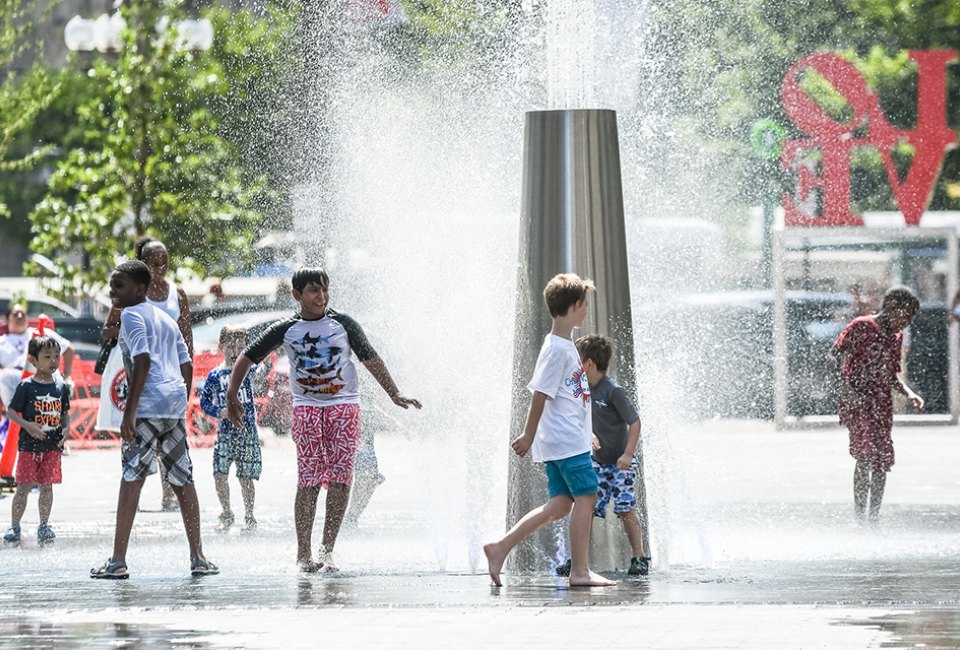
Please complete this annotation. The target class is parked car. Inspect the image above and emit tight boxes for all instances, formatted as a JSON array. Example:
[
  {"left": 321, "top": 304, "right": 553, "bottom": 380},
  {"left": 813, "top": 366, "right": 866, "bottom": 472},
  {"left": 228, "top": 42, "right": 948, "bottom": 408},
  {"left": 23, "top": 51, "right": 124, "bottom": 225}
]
[
  {"left": 0, "top": 293, "right": 102, "bottom": 345},
  {"left": 634, "top": 291, "right": 948, "bottom": 419},
  {"left": 192, "top": 310, "right": 293, "bottom": 435}
]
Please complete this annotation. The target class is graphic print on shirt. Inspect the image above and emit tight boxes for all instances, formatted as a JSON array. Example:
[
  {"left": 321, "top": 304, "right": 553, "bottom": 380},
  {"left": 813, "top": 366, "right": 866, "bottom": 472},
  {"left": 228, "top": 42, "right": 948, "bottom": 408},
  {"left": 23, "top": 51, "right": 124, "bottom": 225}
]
[
  {"left": 567, "top": 365, "right": 591, "bottom": 406},
  {"left": 32, "top": 393, "right": 63, "bottom": 432},
  {"left": 292, "top": 332, "right": 346, "bottom": 396},
  {"left": 110, "top": 369, "right": 128, "bottom": 410}
]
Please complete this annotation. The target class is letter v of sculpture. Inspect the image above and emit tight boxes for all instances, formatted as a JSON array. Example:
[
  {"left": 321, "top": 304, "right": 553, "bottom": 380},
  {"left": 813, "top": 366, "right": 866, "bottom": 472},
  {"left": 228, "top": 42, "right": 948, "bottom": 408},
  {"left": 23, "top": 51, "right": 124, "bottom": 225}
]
[{"left": 780, "top": 51, "right": 957, "bottom": 226}]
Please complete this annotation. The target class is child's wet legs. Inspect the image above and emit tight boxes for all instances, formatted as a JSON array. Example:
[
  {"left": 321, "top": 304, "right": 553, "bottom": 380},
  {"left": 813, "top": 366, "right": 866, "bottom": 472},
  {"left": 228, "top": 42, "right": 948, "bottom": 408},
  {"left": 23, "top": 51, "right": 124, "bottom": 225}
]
[
  {"left": 618, "top": 509, "right": 647, "bottom": 558},
  {"left": 10, "top": 483, "right": 31, "bottom": 526},
  {"left": 869, "top": 466, "right": 887, "bottom": 521},
  {"left": 568, "top": 493, "right": 595, "bottom": 575},
  {"left": 854, "top": 459, "right": 887, "bottom": 524},
  {"left": 214, "top": 474, "right": 232, "bottom": 519},
  {"left": 171, "top": 483, "right": 205, "bottom": 560},
  {"left": 484, "top": 496, "right": 573, "bottom": 586},
  {"left": 294, "top": 485, "right": 320, "bottom": 562},
  {"left": 499, "top": 496, "right": 572, "bottom": 554},
  {"left": 569, "top": 493, "right": 616, "bottom": 587},
  {"left": 37, "top": 484, "right": 53, "bottom": 523},
  {"left": 239, "top": 478, "right": 255, "bottom": 519},
  {"left": 853, "top": 460, "right": 870, "bottom": 521},
  {"left": 320, "top": 482, "right": 350, "bottom": 554},
  {"left": 112, "top": 478, "right": 145, "bottom": 563}
]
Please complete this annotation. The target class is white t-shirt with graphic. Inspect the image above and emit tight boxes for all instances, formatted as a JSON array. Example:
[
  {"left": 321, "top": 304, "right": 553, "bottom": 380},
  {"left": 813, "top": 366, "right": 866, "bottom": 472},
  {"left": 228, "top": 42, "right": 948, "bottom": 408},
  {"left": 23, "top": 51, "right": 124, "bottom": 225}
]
[
  {"left": 526, "top": 334, "right": 592, "bottom": 462},
  {"left": 118, "top": 302, "right": 190, "bottom": 419}
]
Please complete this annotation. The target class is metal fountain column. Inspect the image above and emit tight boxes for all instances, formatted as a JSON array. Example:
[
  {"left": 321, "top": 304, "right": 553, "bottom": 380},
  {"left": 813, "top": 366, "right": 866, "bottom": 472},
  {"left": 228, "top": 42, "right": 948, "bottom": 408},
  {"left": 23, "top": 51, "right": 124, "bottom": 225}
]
[{"left": 507, "top": 109, "right": 650, "bottom": 572}]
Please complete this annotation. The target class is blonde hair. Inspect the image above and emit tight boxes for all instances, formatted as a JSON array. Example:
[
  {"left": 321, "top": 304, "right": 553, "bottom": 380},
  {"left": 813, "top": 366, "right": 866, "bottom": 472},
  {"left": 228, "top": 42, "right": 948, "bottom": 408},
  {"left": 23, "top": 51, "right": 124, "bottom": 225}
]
[{"left": 219, "top": 325, "right": 247, "bottom": 352}]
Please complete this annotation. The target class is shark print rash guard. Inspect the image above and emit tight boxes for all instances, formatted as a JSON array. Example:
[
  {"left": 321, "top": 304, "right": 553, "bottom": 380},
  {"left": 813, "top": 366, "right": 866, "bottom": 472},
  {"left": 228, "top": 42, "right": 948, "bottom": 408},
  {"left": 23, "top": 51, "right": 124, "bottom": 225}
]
[{"left": 242, "top": 309, "right": 377, "bottom": 408}]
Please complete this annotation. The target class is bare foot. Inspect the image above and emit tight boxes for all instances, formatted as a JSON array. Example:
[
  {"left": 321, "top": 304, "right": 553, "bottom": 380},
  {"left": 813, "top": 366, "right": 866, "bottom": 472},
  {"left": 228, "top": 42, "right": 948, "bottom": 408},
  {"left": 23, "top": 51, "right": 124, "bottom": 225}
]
[
  {"left": 483, "top": 542, "right": 506, "bottom": 587},
  {"left": 297, "top": 558, "right": 323, "bottom": 573},
  {"left": 569, "top": 569, "right": 617, "bottom": 587}
]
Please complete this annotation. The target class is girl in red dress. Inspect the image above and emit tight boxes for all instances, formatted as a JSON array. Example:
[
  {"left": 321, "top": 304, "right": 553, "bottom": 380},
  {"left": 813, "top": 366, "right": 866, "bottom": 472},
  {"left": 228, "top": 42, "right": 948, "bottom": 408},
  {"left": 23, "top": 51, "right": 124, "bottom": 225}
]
[{"left": 833, "top": 286, "right": 924, "bottom": 525}]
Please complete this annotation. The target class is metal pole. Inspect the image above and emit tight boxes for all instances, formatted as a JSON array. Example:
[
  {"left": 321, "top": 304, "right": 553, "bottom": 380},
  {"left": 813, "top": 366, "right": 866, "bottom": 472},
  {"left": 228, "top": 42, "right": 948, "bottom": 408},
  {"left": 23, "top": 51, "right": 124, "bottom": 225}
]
[
  {"left": 948, "top": 233, "right": 959, "bottom": 423},
  {"left": 507, "top": 109, "right": 647, "bottom": 572},
  {"left": 772, "top": 229, "right": 788, "bottom": 428}
]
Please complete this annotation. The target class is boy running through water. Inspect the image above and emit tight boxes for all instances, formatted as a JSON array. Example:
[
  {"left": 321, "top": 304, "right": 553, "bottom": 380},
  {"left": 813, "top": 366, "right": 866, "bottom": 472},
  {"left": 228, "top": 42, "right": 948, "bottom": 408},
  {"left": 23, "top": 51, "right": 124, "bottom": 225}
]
[
  {"left": 226, "top": 268, "right": 420, "bottom": 572},
  {"left": 484, "top": 273, "right": 616, "bottom": 588},
  {"left": 200, "top": 326, "right": 261, "bottom": 533},
  {"left": 833, "top": 286, "right": 924, "bottom": 525},
  {"left": 3, "top": 336, "right": 69, "bottom": 546}
]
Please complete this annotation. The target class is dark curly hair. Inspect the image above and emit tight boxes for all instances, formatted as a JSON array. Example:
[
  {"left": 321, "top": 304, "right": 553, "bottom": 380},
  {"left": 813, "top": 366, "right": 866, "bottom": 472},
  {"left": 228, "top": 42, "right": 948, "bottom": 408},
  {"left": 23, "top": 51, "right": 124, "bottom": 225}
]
[
  {"left": 135, "top": 236, "right": 166, "bottom": 261},
  {"left": 114, "top": 260, "right": 152, "bottom": 288}
]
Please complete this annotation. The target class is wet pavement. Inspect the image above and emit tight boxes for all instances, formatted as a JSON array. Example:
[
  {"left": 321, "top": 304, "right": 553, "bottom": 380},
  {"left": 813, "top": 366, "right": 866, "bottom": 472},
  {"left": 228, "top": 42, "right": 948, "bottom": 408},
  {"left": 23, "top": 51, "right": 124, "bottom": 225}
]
[{"left": 3, "top": 422, "right": 960, "bottom": 648}]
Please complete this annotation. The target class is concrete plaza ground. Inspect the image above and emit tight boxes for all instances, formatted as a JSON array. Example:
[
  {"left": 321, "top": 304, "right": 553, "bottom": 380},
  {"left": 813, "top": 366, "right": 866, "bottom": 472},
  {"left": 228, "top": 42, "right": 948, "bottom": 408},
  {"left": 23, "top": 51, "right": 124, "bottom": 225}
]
[{"left": 3, "top": 420, "right": 960, "bottom": 648}]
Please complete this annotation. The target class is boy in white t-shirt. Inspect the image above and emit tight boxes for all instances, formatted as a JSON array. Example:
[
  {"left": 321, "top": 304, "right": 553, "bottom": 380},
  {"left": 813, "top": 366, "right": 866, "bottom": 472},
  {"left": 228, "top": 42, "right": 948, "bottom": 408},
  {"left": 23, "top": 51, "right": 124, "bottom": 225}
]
[
  {"left": 90, "top": 260, "right": 218, "bottom": 580},
  {"left": 484, "top": 273, "right": 616, "bottom": 588}
]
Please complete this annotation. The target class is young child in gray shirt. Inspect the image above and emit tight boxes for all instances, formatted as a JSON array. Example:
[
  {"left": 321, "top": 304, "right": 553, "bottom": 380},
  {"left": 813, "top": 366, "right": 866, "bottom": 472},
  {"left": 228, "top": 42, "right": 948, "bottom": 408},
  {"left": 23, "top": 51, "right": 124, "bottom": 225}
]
[{"left": 558, "top": 334, "right": 650, "bottom": 577}]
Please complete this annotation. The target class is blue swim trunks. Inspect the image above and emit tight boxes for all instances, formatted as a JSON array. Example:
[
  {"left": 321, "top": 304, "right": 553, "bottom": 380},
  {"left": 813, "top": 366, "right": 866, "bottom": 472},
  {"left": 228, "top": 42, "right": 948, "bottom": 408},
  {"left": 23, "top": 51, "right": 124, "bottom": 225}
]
[
  {"left": 544, "top": 452, "right": 598, "bottom": 499},
  {"left": 592, "top": 457, "right": 638, "bottom": 517}
]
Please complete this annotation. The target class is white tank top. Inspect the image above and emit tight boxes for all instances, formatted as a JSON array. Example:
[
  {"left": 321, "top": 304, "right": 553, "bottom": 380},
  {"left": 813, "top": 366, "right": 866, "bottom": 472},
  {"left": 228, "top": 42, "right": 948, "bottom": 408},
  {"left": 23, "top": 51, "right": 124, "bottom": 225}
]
[{"left": 146, "top": 280, "right": 181, "bottom": 322}]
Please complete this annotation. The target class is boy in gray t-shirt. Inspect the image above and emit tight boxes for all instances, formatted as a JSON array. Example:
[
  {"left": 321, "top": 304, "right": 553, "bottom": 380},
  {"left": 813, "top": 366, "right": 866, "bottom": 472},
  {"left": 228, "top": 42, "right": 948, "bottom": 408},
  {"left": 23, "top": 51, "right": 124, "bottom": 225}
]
[{"left": 564, "top": 334, "right": 651, "bottom": 576}]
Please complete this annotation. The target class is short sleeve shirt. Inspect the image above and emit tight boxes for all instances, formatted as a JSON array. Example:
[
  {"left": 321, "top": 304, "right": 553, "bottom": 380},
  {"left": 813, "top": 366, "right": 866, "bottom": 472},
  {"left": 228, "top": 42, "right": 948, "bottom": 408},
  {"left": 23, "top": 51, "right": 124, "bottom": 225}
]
[
  {"left": 200, "top": 365, "right": 258, "bottom": 439},
  {"left": 833, "top": 316, "right": 902, "bottom": 396},
  {"left": 242, "top": 309, "right": 377, "bottom": 408},
  {"left": 0, "top": 328, "right": 71, "bottom": 373},
  {"left": 527, "top": 334, "right": 592, "bottom": 462},
  {"left": 590, "top": 376, "right": 640, "bottom": 465},
  {"left": 118, "top": 302, "right": 190, "bottom": 419},
  {"left": 9, "top": 377, "right": 70, "bottom": 452}
]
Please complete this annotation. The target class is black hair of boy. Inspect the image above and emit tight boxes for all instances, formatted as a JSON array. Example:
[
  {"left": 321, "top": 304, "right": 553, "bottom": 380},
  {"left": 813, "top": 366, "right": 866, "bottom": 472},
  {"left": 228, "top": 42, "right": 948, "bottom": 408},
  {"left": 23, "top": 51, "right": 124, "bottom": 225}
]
[
  {"left": 115, "top": 260, "right": 152, "bottom": 288},
  {"left": 881, "top": 286, "right": 920, "bottom": 312},
  {"left": 575, "top": 335, "right": 612, "bottom": 372},
  {"left": 27, "top": 335, "right": 61, "bottom": 359},
  {"left": 291, "top": 268, "right": 330, "bottom": 292}
]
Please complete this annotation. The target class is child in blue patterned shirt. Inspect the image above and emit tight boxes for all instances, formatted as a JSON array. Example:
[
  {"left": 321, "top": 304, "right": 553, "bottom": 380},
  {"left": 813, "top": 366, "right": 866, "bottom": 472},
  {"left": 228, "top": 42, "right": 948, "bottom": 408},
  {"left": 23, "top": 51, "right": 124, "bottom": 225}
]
[{"left": 200, "top": 326, "right": 261, "bottom": 532}]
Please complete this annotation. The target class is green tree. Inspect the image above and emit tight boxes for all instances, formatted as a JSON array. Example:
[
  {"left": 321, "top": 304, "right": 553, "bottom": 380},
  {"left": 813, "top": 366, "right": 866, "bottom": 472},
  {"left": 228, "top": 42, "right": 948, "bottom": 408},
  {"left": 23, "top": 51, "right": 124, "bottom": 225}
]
[
  {"left": 28, "top": 1, "right": 289, "bottom": 296},
  {"left": 636, "top": 0, "right": 960, "bottom": 249},
  {"left": 0, "top": 0, "right": 61, "bottom": 219}
]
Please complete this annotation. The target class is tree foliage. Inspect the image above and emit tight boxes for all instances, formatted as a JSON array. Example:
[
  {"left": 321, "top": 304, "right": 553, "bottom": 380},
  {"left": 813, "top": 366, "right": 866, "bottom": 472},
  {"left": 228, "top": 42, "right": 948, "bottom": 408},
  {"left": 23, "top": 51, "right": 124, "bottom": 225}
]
[
  {"left": 27, "top": 1, "right": 296, "bottom": 296},
  {"left": 640, "top": 0, "right": 960, "bottom": 221},
  {"left": 0, "top": 0, "right": 61, "bottom": 218}
]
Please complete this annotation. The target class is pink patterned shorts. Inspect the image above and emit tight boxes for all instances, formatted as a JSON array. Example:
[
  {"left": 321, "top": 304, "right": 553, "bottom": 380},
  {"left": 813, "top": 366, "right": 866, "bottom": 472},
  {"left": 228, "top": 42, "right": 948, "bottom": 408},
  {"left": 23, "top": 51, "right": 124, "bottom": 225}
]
[{"left": 291, "top": 404, "right": 362, "bottom": 488}]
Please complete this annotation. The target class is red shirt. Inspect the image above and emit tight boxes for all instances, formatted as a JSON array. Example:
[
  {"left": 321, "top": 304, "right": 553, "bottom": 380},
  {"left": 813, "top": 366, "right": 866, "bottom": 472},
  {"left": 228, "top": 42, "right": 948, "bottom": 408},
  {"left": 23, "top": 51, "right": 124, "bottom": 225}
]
[{"left": 834, "top": 316, "right": 902, "bottom": 398}]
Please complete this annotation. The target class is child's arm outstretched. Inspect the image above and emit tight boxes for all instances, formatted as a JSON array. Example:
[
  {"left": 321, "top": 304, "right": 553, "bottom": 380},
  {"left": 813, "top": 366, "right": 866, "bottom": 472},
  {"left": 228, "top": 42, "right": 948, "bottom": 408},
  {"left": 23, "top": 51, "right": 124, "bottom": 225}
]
[
  {"left": 363, "top": 356, "right": 421, "bottom": 410},
  {"left": 893, "top": 374, "right": 924, "bottom": 412},
  {"left": 226, "top": 355, "right": 255, "bottom": 426},
  {"left": 511, "top": 392, "right": 547, "bottom": 457}
]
